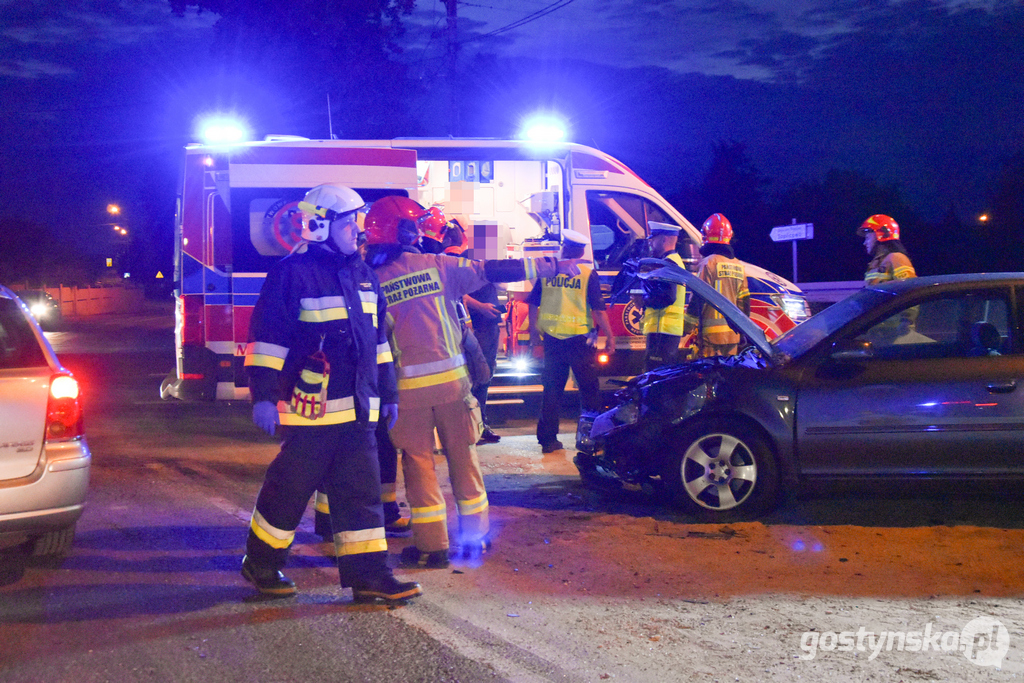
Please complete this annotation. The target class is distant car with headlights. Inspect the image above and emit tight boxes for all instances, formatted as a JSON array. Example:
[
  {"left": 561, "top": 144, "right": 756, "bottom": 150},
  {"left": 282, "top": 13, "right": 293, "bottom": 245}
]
[
  {"left": 17, "top": 289, "right": 62, "bottom": 330},
  {"left": 577, "top": 266, "right": 1024, "bottom": 519},
  {"left": 0, "top": 284, "right": 90, "bottom": 556}
]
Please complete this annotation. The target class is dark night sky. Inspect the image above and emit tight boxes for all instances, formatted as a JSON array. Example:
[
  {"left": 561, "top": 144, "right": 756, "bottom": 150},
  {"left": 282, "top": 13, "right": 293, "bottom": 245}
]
[{"left": 1, "top": 1, "right": 1022, "bottom": 280}]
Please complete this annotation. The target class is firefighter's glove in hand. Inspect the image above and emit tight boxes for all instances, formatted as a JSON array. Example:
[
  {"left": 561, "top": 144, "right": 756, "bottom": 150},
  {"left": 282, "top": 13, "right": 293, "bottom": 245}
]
[
  {"left": 253, "top": 401, "right": 279, "bottom": 436},
  {"left": 290, "top": 350, "right": 330, "bottom": 420},
  {"left": 381, "top": 402, "right": 399, "bottom": 430}
]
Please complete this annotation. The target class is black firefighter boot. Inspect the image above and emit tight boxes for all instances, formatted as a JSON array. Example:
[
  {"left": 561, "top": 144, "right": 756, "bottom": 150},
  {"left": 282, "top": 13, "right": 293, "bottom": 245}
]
[{"left": 342, "top": 551, "right": 423, "bottom": 603}]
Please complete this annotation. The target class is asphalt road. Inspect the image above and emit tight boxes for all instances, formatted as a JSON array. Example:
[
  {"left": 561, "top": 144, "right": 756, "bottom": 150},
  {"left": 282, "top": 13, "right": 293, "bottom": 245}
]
[
  {"left": 4, "top": 301, "right": 1024, "bottom": 682},
  {"left": 0, "top": 302, "right": 509, "bottom": 683}
]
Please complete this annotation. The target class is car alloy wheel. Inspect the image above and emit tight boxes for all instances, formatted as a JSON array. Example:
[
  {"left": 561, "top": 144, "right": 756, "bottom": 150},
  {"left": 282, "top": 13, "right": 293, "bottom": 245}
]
[{"left": 664, "top": 420, "right": 779, "bottom": 518}]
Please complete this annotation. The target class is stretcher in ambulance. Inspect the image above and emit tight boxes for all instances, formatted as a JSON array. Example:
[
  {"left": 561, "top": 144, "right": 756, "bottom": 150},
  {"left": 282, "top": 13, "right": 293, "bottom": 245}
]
[{"left": 161, "top": 137, "right": 809, "bottom": 402}]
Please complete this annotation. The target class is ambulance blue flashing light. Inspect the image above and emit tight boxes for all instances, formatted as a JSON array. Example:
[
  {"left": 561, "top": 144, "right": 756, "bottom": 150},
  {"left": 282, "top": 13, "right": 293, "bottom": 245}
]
[
  {"left": 197, "top": 116, "right": 249, "bottom": 146},
  {"left": 519, "top": 115, "right": 567, "bottom": 144}
]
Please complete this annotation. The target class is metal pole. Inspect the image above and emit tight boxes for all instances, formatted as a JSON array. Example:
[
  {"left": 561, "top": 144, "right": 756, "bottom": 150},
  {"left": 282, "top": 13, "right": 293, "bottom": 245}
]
[{"left": 792, "top": 240, "right": 798, "bottom": 283}]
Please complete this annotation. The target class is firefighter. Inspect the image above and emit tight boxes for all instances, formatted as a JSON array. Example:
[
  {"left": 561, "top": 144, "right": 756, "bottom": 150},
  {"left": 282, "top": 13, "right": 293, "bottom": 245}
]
[
  {"left": 858, "top": 214, "right": 916, "bottom": 284},
  {"left": 527, "top": 230, "right": 616, "bottom": 454},
  {"left": 241, "top": 183, "right": 421, "bottom": 603},
  {"left": 857, "top": 214, "right": 918, "bottom": 345},
  {"left": 639, "top": 221, "right": 687, "bottom": 370},
  {"left": 683, "top": 213, "right": 751, "bottom": 358},
  {"left": 363, "top": 196, "right": 584, "bottom": 568}
]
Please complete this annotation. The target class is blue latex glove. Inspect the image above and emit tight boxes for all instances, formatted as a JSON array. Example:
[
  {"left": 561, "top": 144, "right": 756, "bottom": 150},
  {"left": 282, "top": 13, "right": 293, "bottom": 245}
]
[
  {"left": 253, "top": 401, "right": 279, "bottom": 436},
  {"left": 380, "top": 403, "right": 399, "bottom": 430}
]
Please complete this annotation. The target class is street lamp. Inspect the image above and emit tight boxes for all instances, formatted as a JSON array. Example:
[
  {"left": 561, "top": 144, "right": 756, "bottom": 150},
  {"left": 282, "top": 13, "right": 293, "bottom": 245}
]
[{"left": 107, "top": 204, "right": 121, "bottom": 216}]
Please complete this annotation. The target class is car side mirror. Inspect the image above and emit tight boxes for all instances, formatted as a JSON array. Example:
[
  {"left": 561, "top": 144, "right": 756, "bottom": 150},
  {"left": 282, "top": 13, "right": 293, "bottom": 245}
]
[{"left": 830, "top": 339, "right": 874, "bottom": 361}]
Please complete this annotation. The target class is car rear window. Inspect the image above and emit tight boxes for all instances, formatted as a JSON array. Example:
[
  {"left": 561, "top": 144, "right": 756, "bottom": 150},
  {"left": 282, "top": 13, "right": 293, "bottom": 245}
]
[{"left": 0, "top": 299, "right": 47, "bottom": 369}]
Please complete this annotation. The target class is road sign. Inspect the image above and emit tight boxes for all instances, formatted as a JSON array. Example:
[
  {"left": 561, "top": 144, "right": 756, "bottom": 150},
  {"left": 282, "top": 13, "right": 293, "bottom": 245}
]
[{"left": 770, "top": 223, "right": 814, "bottom": 242}]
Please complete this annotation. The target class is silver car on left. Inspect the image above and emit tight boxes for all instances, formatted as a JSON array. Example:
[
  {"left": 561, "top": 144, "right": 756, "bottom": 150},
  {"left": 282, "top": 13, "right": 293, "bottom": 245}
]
[{"left": 0, "top": 284, "right": 90, "bottom": 556}]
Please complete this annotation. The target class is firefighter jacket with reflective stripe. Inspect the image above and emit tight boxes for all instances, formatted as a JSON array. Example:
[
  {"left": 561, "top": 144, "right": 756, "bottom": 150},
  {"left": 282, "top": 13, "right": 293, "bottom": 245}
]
[
  {"left": 244, "top": 244, "right": 397, "bottom": 426},
  {"left": 532, "top": 265, "right": 601, "bottom": 340},
  {"left": 642, "top": 253, "right": 687, "bottom": 336},
  {"left": 376, "top": 247, "right": 558, "bottom": 409},
  {"left": 865, "top": 251, "right": 916, "bottom": 285},
  {"left": 684, "top": 252, "right": 750, "bottom": 346}
]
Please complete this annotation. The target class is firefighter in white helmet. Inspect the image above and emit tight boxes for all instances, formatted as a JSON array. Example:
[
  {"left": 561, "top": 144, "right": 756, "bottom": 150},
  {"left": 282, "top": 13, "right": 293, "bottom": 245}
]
[
  {"left": 241, "top": 183, "right": 421, "bottom": 602},
  {"left": 362, "top": 195, "right": 584, "bottom": 568}
]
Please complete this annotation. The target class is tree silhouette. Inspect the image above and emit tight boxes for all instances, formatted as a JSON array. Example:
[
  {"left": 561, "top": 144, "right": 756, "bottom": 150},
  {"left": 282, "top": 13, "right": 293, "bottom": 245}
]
[{"left": 168, "top": 0, "right": 420, "bottom": 138}]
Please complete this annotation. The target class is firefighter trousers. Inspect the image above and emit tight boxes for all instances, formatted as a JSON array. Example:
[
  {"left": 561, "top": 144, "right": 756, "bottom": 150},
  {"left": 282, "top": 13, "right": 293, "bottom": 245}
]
[
  {"left": 313, "top": 419, "right": 401, "bottom": 536},
  {"left": 389, "top": 395, "right": 488, "bottom": 553},
  {"left": 246, "top": 421, "right": 389, "bottom": 588}
]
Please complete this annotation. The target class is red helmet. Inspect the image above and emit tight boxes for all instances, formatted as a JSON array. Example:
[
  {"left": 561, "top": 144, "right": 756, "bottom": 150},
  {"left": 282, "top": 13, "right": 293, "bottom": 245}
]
[
  {"left": 857, "top": 214, "right": 900, "bottom": 242},
  {"left": 364, "top": 196, "right": 443, "bottom": 245},
  {"left": 701, "top": 213, "right": 733, "bottom": 244},
  {"left": 420, "top": 205, "right": 448, "bottom": 243}
]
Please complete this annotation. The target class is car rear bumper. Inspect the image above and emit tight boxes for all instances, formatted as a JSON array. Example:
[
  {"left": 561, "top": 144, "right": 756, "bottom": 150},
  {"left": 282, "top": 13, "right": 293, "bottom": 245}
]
[{"left": 0, "top": 438, "right": 90, "bottom": 536}]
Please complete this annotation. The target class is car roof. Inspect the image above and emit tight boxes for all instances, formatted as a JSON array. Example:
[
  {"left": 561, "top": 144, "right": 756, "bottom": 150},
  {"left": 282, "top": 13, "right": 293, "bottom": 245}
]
[{"left": 868, "top": 272, "right": 1024, "bottom": 295}]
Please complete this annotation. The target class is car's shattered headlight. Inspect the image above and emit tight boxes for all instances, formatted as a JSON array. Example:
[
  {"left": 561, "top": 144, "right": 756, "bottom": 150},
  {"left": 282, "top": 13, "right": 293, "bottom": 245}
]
[{"left": 589, "top": 399, "right": 641, "bottom": 441}]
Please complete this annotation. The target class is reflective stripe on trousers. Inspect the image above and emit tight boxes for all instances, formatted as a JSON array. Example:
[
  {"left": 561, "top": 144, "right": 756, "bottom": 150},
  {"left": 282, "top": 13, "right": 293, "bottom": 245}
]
[{"left": 389, "top": 396, "right": 489, "bottom": 552}]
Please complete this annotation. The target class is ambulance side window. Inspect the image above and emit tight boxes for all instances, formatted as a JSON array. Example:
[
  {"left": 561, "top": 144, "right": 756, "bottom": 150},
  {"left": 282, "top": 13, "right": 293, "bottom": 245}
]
[{"left": 586, "top": 191, "right": 676, "bottom": 270}]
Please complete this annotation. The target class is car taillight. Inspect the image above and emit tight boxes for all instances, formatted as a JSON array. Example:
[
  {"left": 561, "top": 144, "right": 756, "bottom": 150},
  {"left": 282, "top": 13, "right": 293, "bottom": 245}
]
[{"left": 47, "top": 373, "right": 83, "bottom": 441}]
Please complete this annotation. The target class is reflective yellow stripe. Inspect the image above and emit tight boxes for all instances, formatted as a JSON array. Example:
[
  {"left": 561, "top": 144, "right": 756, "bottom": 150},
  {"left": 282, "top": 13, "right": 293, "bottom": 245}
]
[
  {"left": 433, "top": 298, "right": 460, "bottom": 357},
  {"left": 245, "top": 354, "right": 286, "bottom": 370},
  {"left": 457, "top": 493, "right": 488, "bottom": 516},
  {"left": 299, "top": 307, "right": 349, "bottom": 322},
  {"left": 523, "top": 257, "right": 541, "bottom": 280},
  {"left": 279, "top": 408, "right": 356, "bottom": 426},
  {"left": 335, "top": 527, "right": 387, "bottom": 556},
  {"left": 251, "top": 510, "right": 294, "bottom": 549},
  {"left": 314, "top": 491, "right": 330, "bottom": 514},
  {"left": 244, "top": 342, "right": 288, "bottom": 369},
  {"left": 411, "top": 503, "right": 446, "bottom": 524},
  {"left": 377, "top": 341, "right": 393, "bottom": 364},
  {"left": 397, "top": 364, "right": 468, "bottom": 390}
]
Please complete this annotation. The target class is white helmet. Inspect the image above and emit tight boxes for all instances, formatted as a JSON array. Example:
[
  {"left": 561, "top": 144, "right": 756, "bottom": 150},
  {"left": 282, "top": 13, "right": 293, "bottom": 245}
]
[{"left": 297, "top": 184, "right": 365, "bottom": 243}]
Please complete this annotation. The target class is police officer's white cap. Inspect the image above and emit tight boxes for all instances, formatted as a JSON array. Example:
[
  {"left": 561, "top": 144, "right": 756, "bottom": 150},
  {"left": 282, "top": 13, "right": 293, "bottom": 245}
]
[
  {"left": 649, "top": 221, "right": 681, "bottom": 236},
  {"left": 561, "top": 229, "right": 590, "bottom": 246}
]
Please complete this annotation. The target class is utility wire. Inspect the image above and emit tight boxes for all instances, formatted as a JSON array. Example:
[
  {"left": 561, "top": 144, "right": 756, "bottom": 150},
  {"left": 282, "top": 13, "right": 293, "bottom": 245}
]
[{"left": 463, "top": 0, "right": 578, "bottom": 43}]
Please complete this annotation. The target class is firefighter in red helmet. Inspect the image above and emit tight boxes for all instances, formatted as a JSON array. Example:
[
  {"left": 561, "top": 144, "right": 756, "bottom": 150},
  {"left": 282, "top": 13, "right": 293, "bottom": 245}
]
[
  {"left": 361, "top": 195, "right": 585, "bottom": 568},
  {"left": 857, "top": 214, "right": 916, "bottom": 284},
  {"left": 683, "top": 213, "right": 750, "bottom": 357},
  {"left": 241, "top": 183, "right": 421, "bottom": 603}
]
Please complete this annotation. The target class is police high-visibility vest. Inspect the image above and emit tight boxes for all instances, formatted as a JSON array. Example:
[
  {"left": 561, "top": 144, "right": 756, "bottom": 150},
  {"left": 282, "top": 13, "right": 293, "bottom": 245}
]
[
  {"left": 537, "top": 266, "right": 594, "bottom": 340},
  {"left": 642, "top": 252, "right": 687, "bottom": 336}
]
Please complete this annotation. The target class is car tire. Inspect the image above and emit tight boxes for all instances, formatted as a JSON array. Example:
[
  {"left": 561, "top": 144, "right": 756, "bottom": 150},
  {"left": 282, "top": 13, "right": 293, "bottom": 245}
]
[
  {"left": 662, "top": 420, "right": 779, "bottom": 520},
  {"left": 31, "top": 523, "right": 76, "bottom": 557}
]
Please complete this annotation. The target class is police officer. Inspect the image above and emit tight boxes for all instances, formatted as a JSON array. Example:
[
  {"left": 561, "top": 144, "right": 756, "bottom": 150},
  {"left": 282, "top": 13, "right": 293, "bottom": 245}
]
[
  {"left": 639, "top": 221, "right": 687, "bottom": 370},
  {"left": 241, "top": 184, "right": 421, "bottom": 603},
  {"left": 857, "top": 214, "right": 916, "bottom": 284},
  {"left": 363, "top": 196, "right": 584, "bottom": 568},
  {"left": 527, "top": 230, "right": 616, "bottom": 454},
  {"left": 683, "top": 213, "right": 750, "bottom": 358}
]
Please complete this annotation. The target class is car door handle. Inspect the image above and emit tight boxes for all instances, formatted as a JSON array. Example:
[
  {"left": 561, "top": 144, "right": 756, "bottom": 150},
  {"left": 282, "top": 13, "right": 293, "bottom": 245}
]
[{"left": 987, "top": 381, "right": 1018, "bottom": 394}]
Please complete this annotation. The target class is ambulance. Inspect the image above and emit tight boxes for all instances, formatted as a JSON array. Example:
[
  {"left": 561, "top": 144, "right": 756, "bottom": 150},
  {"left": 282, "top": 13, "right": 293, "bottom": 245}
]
[{"left": 160, "top": 137, "right": 809, "bottom": 402}]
